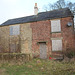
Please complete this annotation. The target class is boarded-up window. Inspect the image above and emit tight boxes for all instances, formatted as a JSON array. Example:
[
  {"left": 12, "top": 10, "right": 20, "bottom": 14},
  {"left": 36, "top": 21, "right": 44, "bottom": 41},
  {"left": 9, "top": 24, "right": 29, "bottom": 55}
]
[
  {"left": 10, "top": 44, "right": 19, "bottom": 53},
  {"left": 10, "top": 25, "right": 20, "bottom": 35},
  {"left": 51, "top": 20, "right": 61, "bottom": 32},
  {"left": 52, "top": 40, "right": 62, "bottom": 51},
  {"left": 10, "top": 44, "right": 16, "bottom": 53}
]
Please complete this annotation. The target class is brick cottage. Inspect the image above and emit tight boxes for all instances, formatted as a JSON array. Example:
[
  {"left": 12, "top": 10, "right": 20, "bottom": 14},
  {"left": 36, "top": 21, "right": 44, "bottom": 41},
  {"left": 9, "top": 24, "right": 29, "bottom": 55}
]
[{"left": 0, "top": 3, "right": 75, "bottom": 59}]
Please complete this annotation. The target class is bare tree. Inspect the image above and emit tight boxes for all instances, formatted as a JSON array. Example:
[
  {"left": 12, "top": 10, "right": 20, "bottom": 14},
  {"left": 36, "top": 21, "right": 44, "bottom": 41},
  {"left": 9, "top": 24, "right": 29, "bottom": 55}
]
[{"left": 43, "top": 0, "right": 75, "bottom": 14}]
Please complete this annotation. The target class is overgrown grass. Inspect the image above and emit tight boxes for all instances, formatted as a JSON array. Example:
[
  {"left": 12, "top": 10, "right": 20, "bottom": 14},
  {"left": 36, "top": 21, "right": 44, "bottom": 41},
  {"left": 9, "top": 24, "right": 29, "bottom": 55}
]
[{"left": 0, "top": 58, "right": 75, "bottom": 75}]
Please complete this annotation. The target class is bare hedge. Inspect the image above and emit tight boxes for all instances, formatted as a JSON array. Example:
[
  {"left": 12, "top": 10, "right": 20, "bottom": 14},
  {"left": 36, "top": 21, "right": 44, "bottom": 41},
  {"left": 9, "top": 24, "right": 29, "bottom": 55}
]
[{"left": 0, "top": 53, "right": 32, "bottom": 63}]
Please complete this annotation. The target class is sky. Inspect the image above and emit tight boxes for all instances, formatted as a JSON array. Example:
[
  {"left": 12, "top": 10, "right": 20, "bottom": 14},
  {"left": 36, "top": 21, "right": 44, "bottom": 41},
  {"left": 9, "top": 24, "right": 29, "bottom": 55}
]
[{"left": 0, "top": 0, "right": 75, "bottom": 24}]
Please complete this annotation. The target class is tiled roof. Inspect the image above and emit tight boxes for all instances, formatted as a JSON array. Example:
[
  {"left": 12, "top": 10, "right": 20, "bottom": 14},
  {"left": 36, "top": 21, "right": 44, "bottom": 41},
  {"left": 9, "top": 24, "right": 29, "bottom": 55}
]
[{"left": 1, "top": 8, "right": 73, "bottom": 26}]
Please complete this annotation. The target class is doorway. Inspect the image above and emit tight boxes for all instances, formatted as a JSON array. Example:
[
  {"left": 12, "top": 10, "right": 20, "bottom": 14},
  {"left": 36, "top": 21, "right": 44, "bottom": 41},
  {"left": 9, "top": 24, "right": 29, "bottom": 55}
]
[{"left": 39, "top": 42, "right": 47, "bottom": 59}]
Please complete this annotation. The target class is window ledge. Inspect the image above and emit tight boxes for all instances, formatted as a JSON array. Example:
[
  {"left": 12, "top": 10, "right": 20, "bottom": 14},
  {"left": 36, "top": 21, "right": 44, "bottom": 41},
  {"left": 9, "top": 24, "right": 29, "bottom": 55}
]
[
  {"left": 52, "top": 51, "right": 62, "bottom": 52},
  {"left": 50, "top": 31, "right": 62, "bottom": 34},
  {"left": 37, "top": 41, "right": 48, "bottom": 45}
]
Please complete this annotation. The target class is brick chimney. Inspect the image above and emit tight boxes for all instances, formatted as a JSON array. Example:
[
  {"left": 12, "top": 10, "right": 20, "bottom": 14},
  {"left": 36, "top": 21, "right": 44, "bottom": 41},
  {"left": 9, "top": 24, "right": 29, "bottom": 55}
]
[{"left": 34, "top": 3, "right": 38, "bottom": 15}]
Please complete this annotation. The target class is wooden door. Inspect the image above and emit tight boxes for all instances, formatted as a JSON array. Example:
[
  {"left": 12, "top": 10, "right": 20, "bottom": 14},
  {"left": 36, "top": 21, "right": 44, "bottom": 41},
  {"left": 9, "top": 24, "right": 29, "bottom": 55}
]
[{"left": 39, "top": 43, "right": 47, "bottom": 59}]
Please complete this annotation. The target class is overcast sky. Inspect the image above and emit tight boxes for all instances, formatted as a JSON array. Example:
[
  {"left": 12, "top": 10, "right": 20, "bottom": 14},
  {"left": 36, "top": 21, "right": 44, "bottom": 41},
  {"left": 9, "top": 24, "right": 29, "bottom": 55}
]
[{"left": 0, "top": 0, "right": 75, "bottom": 24}]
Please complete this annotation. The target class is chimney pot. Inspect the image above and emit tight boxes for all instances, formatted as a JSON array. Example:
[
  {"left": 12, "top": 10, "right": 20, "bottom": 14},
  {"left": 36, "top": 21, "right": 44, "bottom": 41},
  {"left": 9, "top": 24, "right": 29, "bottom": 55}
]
[
  {"left": 34, "top": 3, "right": 38, "bottom": 15},
  {"left": 35, "top": 3, "right": 37, "bottom": 7}
]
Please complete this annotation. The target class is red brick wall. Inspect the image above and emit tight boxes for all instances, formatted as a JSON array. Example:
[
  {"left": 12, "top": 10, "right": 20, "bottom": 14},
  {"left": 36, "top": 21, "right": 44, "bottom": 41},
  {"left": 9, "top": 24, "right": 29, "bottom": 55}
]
[
  {"left": 30, "top": 17, "right": 75, "bottom": 58},
  {"left": 31, "top": 20, "right": 51, "bottom": 57},
  {"left": 61, "top": 17, "right": 75, "bottom": 50}
]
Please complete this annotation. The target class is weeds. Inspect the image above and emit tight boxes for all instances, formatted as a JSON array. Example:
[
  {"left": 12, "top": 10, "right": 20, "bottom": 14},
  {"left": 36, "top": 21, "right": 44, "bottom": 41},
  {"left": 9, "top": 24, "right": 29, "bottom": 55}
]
[{"left": 0, "top": 58, "right": 75, "bottom": 75}]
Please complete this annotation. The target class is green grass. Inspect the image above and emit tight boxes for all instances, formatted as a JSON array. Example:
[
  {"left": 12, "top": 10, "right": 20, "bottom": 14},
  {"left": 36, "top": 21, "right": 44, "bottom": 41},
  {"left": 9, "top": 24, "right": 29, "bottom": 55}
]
[{"left": 0, "top": 59, "right": 75, "bottom": 75}]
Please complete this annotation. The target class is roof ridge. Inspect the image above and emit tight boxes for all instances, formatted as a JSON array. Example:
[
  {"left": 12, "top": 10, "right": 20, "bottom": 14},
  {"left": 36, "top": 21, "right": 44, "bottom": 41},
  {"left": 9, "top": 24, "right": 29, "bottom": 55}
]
[
  {"left": 1, "top": 8, "right": 73, "bottom": 26},
  {"left": 5, "top": 8, "right": 70, "bottom": 21},
  {"left": 38, "top": 7, "right": 69, "bottom": 14}
]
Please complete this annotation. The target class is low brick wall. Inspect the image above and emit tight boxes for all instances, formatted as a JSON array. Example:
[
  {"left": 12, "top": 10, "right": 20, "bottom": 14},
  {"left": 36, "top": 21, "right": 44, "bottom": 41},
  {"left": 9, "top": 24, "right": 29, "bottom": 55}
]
[{"left": 0, "top": 53, "right": 32, "bottom": 63}]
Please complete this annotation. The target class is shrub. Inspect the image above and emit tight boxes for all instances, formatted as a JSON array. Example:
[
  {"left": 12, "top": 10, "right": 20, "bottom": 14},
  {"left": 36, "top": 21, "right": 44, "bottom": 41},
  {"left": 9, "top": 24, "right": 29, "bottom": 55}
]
[
  {"left": 63, "top": 48, "right": 75, "bottom": 59},
  {"left": 32, "top": 51, "right": 40, "bottom": 58}
]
